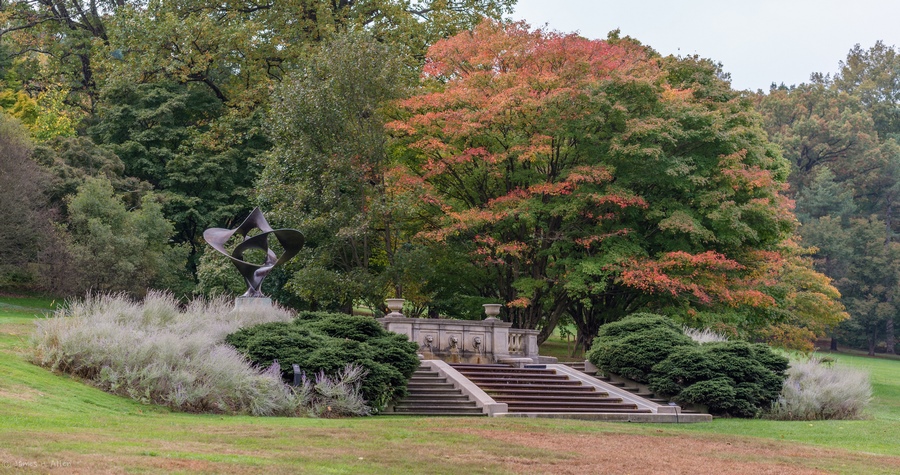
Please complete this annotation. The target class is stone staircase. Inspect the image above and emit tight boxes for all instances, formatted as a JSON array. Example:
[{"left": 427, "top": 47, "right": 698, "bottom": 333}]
[
  {"left": 450, "top": 363, "right": 651, "bottom": 414},
  {"left": 562, "top": 362, "right": 680, "bottom": 407},
  {"left": 386, "top": 365, "right": 486, "bottom": 416}
]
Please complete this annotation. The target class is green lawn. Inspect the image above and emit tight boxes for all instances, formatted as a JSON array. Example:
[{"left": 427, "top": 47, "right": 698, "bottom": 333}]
[{"left": 1, "top": 298, "right": 898, "bottom": 474}]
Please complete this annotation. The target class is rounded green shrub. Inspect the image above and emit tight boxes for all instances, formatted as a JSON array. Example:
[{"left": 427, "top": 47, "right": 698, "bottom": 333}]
[
  {"left": 649, "top": 341, "right": 788, "bottom": 418},
  {"left": 226, "top": 312, "right": 419, "bottom": 412},
  {"left": 586, "top": 313, "right": 696, "bottom": 383}
]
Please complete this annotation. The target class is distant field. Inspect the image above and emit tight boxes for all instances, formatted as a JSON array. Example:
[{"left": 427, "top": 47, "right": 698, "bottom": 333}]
[{"left": 1, "top": 297, "right": 898, "bottom": 474}]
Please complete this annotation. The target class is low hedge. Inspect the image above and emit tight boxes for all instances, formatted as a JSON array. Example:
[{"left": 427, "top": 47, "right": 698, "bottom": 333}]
[
  {"left": 586, "top": 313, "right": 696, "bottom": 383},
  {"left": 649, "top": 341, "right": 789, "bottom": 418},
  {"left": 226, "top": 312, "right": 419, "bottom": 412}
]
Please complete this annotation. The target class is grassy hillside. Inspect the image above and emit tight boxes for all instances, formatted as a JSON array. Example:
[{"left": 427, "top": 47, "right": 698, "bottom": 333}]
[{"left": 1, "top": 297, "right": 898, "bottom": 474}]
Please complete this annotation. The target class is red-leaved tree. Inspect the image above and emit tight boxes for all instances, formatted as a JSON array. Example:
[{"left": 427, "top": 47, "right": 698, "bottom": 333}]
[{"left": 389, "top": 21, "right": 837, "bottom": 348}]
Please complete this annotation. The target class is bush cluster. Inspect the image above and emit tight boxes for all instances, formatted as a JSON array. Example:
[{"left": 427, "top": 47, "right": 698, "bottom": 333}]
[
  {"left": 767, "top": 355, "right": 871, "bottom": 420},
  {"left": 226, "top": 312, "right": 420, "bottom": 412},
  {"left": 649, "top": 341, "right": 789, "bottom": 418},
  {"left": 588, "top": 313, "right": 789, "bottom": 418},
  {"left": 586, "top": 313, "right": 695, "bottom": 383},
  {"left": 31, "top": 292, "right": 373, "bottom": 417}
]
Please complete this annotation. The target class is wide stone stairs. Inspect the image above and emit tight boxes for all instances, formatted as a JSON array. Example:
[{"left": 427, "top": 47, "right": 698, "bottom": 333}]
[
  {"left": 562, "top": 361, "right": 679, "bottom": 407},
  {"left": 450, "top": 363, "right": 651, "bottom": 414},
  {"left": 387, "top": 365, "right": 486, "bottom": 416}
]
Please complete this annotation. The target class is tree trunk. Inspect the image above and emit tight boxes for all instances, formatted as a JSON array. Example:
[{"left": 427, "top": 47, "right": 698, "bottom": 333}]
[
  {"left": 830, "top": 336, "right": 838, "bottom": 351},
  {"left": 887, "top": 318, "right": 896, "bottom": 355}
]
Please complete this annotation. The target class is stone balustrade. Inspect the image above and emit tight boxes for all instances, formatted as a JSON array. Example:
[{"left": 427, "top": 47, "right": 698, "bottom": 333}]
[{"left": 378, "top": 307, "right": 549, "bottom": 364}]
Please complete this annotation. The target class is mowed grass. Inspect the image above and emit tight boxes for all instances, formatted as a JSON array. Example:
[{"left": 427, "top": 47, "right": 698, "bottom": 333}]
[{"left": 0, "top": 298, "right": 898, "bottom": 474}]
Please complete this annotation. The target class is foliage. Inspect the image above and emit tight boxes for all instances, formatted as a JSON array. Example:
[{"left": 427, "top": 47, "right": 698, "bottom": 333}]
[
  {"left": 194, "top": 246, "right": 247, "bottom": 298},
  {"left": 767, "top": 355, "right": 872, "bottom": 420},
  {"left": 389, "top": 21, "right": 814, "bottom": 347},
  {"left": 586, "top": 313, "right": 696, "bottom": 383},
  {"left": 0, "top": 113, "right": 48, "bottom": 288},
  {"left": 31, "top": 135, "right": 152, "bottom": 212},
  {"left": 259, "top": 32, "right": 415, "bottom": 312},
  {"left": 88, "top": 80, "right": 263, "bottom": 272},
  {"left": 757, "top": 51, "right": 900, "bottom": 355},
  {"left": 226, "top": 312, "right": 420, "bottom": 412},
  {"left": 65, "top": 177, "right": 190, "bottom": 296},
  {"left": 649, "top": 341, "right": 789, "bottom": 418}
]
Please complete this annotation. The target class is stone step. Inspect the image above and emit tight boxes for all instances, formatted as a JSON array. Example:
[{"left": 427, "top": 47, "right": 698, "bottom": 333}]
[
  {"left": 407, "top": 388, "right": 465, "bottom": 397},
  {"left": 394, "top": 405, "right": 482, "bottom": 414},
  {"left": 407, "top": 382, "right": 457, "bottom": 389},
  {"left": 489, "top": 394, "right": 619, "bottom": 403},
  {"left": 450, "top": 365, "right": 556, "bottom": 375},
  {"left": 394, "top": 399, "right": 478, "bottom": 407},
  {"left": 404, "top": 394, "right": 471, "bottom": 402},
  {"left": 450, "top": 363, "right": 509, "bottom": 368},
  {"left": 409, "top": 375, "right": 448, "bottom": 383},
  {"left": 461, "top": 372, "right": 570, "bottom": 381},
  {"left": 483, "top": 384, "right": 598, "bottom": 393},
  {"left": 410, "top": 371, "right": 442, "bottom": 377},
  {"left": 389, "top": 410, "right": 487, "bottom": 416},
  {"left": 412, "top": 370, "right": 441, "bottom": 375},
  {"left": 507, "top": 406, "right": 652, "bottom": 413},
  {"left": 463, "top": 377, "right": 574, "bottom": 385},
  {"left": 474, "top": 381, "right": 590, "bottom": 390},
  {"left": 501, "top": 400, "right": 637, "bottom": 410}
]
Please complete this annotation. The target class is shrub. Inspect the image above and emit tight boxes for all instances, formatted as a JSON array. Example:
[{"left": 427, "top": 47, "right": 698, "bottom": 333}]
[
  {"left": 767, "top": 355, "right": 872, "bottom": 420},
  {"left": 649, "top": 341, "right": 789, "bottom": 418},
  {"left": 586, "top": 313, "right": 696, "bottom": 383},
  {"left": 226, "top": 312, "right": 420, "bottom": 412}
]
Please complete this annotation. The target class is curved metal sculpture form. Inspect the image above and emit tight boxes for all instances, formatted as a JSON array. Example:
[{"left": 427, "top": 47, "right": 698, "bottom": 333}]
[{"left": 203, "top": 208, "right": 304, "bottom": 298}]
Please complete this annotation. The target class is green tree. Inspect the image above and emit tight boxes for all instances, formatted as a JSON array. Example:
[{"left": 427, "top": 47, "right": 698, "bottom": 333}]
[
  {"left": 66, "top": 177, "right": 189, "bottom": 295},
  {"left": 258, "top": 32, "right": 417, "bottom": 312},
  {"left": 31, "top": 135, "right": 151, "bottom": 212},
  {"left": 88, "top": 81, "right": 259, "bottom": 273},
  {"left": 757, "top": 44, "right": 900, "bottom": 354},
  {"left": 834, "top": 41, "right": 900, "bottom": 140}
]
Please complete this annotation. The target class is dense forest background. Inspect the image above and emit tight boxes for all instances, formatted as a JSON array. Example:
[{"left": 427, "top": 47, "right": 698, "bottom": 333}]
[{"left": 0, "top": 0, "right": 896, "bottom": 356}]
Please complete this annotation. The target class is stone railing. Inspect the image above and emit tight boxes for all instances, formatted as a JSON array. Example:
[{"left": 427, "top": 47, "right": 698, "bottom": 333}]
[
  {"left": 508, "top": 328, "right": 539, "bottom": 358},
  {"left": 377, "top": 302, "right": 546, "bottom": 364}
]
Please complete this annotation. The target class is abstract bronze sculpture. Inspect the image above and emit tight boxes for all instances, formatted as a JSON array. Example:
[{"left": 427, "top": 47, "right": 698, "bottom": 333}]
[{"left": 203, "top": 208, "right": 304, "bottom": 298}]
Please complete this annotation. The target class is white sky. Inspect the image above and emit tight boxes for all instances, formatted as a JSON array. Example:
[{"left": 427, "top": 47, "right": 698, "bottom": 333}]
[{"left": 511, "top": 0, "right": 900, "bottom": 92}]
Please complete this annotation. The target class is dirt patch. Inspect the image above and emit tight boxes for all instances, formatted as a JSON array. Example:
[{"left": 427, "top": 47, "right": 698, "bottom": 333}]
[
  {"left": 465, "top": 428, "right": 900, "bottom": 474},
  {"left": 0, "top": 385, "right": 43, "bottom": 402}
]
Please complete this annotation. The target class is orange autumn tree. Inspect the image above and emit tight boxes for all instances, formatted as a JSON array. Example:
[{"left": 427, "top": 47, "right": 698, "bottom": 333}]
[{"left": 389, "top": 21, "right": 841, "bottom": 348}]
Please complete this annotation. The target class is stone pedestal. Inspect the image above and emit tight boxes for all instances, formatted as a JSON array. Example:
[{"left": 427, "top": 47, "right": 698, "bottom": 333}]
[{"left": 234, "top": 297, "right": 273, "bottom": 311}]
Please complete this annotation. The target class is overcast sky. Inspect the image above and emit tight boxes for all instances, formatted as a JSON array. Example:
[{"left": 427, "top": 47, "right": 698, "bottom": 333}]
[{"left": 511, "top": 0, "right": 900, "bottom": 92}]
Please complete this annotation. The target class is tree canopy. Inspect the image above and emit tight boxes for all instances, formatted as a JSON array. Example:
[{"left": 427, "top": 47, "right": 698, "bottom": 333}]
[{"left": 388, "top": 21, "right": 832, "bottom": 347}]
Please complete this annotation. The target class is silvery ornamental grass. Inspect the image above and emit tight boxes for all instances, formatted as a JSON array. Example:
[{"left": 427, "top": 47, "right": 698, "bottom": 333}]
[
  {"left": 682, "top": 326, "right": 729, "bottom": 344},
  {"left": 767, "top": 355, "right": 872, "bottom": 420},
  {"left": 31, "top": 291, "right": 327, "bottom": 416}
]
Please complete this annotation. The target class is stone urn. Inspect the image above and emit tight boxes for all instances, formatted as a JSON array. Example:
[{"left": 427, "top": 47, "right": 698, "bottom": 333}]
[
  {"left": 483, "top": 303, "right": 502, "bottom": 321},
  {"left": 385, "top": 298, "right": 405, "bottom": 318}
]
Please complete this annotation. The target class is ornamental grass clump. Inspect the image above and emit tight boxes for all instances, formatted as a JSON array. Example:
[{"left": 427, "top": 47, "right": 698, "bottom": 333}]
[
  {"left": 682, "top": 326, "right": 729, "bottom": 344},
  {"left": 767, "top": 355, "right": 872, "bottom": 420},
  {"left": 31, "top": 292, "right": 369, "bottom": 416}
]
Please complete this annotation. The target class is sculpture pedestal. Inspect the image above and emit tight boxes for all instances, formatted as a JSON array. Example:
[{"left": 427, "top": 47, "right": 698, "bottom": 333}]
[{"left": 234, "top": 297, "right": 273, "bottom": 311}]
